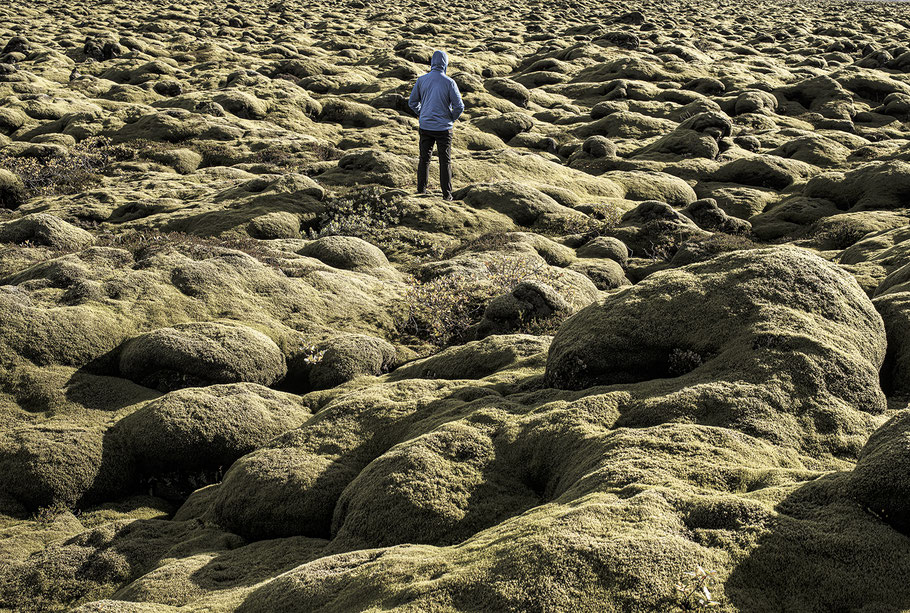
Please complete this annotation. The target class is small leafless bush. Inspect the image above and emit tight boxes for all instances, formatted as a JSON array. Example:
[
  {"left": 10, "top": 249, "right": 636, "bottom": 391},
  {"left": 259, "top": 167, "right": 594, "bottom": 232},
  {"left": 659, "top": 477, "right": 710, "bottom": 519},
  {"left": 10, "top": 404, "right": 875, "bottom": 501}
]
[{"left": 399, "top": 253, "right": 569, "bottom": 347}]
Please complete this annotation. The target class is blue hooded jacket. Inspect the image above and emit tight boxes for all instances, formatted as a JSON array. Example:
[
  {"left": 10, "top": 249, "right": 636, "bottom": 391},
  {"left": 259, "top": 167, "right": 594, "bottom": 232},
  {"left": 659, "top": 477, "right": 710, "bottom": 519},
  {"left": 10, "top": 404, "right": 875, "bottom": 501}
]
[{"left": 408, "top": 50, "right": 464, "bottom": 131}]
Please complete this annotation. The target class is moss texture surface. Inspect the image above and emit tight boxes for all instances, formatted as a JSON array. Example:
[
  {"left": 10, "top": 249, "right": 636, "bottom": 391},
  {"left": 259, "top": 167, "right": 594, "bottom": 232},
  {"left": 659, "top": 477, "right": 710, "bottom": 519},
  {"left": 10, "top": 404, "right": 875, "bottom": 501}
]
[{"left": 2, "top": 0, "right": 910, "bottom": 610}]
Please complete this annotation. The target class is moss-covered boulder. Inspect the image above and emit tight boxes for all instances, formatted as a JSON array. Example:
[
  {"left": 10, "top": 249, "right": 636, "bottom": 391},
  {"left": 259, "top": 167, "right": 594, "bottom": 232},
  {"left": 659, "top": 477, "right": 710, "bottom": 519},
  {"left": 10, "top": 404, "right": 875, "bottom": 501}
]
[
  {"left": 849, "top": 411, "right": 910, "bottom": 533},
  {"left": 807, "top": 212, "right": 906, "bottom": 251},
  {"left": 0, "top": 517, "right": 236, "bottom": 612},
  {"left": 474, "top": 112, "right": 534, "bottom": 141},
  {"left": 576, "top": 236, "right": 629, "bottom": 266},
  {"left": 118, "top": 322, "right": 287, "bottom": 392},
  {"left": 247, "top": 211, "right": 301, "bottom": 239},
  {"left": 0, "top": 213, "right": 94, "bottom": 250},
  {"left": 114, "top": 383, "right": 310, "bottom": 475},
  {"left": 298, "top": 235, "right": 389, "bottom": 272},
  {"left": 871, "top": 291, "right": 910, "bottom": 396},
  {"left": 733, "top": 89, "right": 778, "bottom": 115},
  {"left": 484, "top": 77, "right": 531, "bottom": 107},
  {"left": 712, "top": 155, "right": 816, "bottom": 190},
  {"left": 0, "top": 168, "right": 26, "bottom": 209},
  {"left": 0, "top": 107, "right": 28, "bottom": 134},
  {"left": 611, "top": 200, "right": 708, "bottom": 258},
  {"left": 582, "top": 135, "right": 617, "bottom": 158},
  {"left": 684, "top": 198, "right": 752, "bottom": 234},
  {"left": 475, "top": 280, "right": 573, "bottom": 338},
  {"left": 142, "top": 147, "right": 202, "bottom": 174},
  {"left": 769, "top": 134, "right": 850, "bottom": 167},
  {"left": 779, "top": 74, "right": 855, "bottom": 120},
  {"left": 545, "top": 247, "right": 885, "bottom": 412},
  {"left": 389, "top": 334, "right": 550, "bottom": 380},
  {"left": 212, "top": 379, "right": 465, "bottom": 540},
  {"left": 308, "top": 334, "right": 398, "bottom": 390},
  {"left": 633, "top": 112, "right": 732, "bottom": 160},
  {"left": 750, "top": 195, "right": 842, "bottom": 241},
  {"left": 0, "top": 288, "right": 126, "bottom": 367},
  {"left": 330, "top": 420, "right": 540, "bottom": 548},
  {"left": 803, "top": 161, "right": 910, "bottom": 211},
  {"left": 568, "top": 258, "right": 629, "bottom": 290},
  {"left": 0, "top": 423, "right": 132, "bottom": 511},
  {"left": 212, "top": 90, "right": 269, "bottom": 120},
  {"left": 457, "top": 181, "right": 582, "bottom": 227},
  {"left": 332, "top": 149, "right": 413, "bottom": 187},
  {"left": 605, "top": 170, "right": 698, "bottom": 205}
]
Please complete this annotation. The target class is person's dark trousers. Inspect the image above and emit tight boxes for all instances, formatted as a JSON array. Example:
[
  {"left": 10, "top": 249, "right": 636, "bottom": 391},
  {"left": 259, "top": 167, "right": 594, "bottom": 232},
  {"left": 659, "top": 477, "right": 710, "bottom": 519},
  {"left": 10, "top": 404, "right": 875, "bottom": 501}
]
[{"left": 417, "top": 128, "right": 453, "bottom": 198}]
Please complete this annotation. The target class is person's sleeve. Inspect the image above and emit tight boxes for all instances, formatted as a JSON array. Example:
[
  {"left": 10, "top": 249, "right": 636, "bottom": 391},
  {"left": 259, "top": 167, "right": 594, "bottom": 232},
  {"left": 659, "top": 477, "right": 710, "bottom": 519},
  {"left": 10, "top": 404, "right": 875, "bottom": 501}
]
[
  {"left": 450, "top": 80, "right": 464, "bottom": 120},
  {"left": 408, "top": 79, "right": 421, "bottom": 116}
]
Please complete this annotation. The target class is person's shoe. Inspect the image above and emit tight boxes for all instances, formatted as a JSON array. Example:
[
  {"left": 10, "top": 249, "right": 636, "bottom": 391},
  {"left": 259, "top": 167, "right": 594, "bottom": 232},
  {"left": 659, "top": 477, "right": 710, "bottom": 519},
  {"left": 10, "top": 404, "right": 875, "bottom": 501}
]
[
  {"left": 416, "top": 190, "right": 426, "bottom": 195},
  {"left": 443, "top": 193, "right": 454, "bottom": 201}
]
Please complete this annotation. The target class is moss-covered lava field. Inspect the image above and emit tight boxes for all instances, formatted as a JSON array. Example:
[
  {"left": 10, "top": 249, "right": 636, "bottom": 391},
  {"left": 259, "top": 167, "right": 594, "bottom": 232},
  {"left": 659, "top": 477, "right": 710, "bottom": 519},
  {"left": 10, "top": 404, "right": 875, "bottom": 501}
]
[{"left": 2, "top": 0, "right": 910, "bottom": 610}]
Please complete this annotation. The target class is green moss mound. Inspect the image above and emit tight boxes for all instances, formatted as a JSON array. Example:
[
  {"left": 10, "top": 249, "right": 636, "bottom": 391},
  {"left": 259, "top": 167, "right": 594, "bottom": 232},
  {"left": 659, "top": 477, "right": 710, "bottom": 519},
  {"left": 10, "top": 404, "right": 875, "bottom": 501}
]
[
  {"left": 546, "top": 247, "right": 884, "bottom": 401},
  {"left": 308, "top": 334, "right": 398, "bottom": 390},
  {"left": 0, "top": 423, "right": 132, "bottom": 512},
  {"left": 0, "top": 213, "right": 94, "bottom": 251},
  {"left": 0, "top": 168, "right": 26, "bottom": 209},
  {"left": 118, "top": 322, "right": 287, "bottom": 392},
  {"left": 114, "top": 383, "right": 310, "bottom": 475},
  {"left": 848, "top": 411, "right": 910, "bottom": 533}
]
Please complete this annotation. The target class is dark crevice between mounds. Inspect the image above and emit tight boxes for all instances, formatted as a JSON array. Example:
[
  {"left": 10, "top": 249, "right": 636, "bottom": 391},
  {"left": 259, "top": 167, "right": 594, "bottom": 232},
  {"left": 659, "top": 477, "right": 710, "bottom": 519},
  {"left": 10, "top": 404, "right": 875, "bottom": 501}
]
[
  {"left": 548, "top": 346, "right": 717, "bottom": 390},
  {"left": 274, "top": 356, "right": 315, "bottom": 395},
  {"left": 519, "top": 467, "right": 550, "bottom": 502},
  {"left": 138, "top": 468, "right": 224, "bottom": 504},
  {"left": 880, "top": 351, "right": 898, "bottom": 401}
]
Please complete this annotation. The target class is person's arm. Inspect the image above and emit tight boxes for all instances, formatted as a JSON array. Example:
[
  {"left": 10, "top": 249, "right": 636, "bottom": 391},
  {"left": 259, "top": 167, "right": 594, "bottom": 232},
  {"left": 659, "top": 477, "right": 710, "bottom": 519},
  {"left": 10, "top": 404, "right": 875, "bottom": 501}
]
[
  {"left": 449, "top": 80, "right": 464, "bottom": 121},
  {"left": 408, "top": 79, "right": 421, "bottom": 116}
]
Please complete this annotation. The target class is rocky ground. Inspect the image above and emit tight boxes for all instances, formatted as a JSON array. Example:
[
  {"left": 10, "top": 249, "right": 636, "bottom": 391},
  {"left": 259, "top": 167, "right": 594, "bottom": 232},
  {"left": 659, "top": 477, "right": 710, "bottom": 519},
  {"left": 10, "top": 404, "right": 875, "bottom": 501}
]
[{"left": 1, "top": 0, "right": 910, "bottom": 610}]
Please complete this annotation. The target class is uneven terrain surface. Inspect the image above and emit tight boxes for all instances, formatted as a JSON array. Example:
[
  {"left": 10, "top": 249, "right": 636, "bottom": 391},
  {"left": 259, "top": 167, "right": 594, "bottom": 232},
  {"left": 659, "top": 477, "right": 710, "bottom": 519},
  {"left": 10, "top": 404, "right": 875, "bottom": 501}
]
[{"left": 1, "top": 0, "right": 910, "bottom": 610}]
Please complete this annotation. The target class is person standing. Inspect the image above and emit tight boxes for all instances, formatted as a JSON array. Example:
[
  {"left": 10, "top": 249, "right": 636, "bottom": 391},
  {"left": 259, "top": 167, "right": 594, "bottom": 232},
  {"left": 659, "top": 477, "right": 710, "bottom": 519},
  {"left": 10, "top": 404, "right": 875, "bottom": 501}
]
[{"left": 408, "top": 50, "right": 464, "bottom": 200}]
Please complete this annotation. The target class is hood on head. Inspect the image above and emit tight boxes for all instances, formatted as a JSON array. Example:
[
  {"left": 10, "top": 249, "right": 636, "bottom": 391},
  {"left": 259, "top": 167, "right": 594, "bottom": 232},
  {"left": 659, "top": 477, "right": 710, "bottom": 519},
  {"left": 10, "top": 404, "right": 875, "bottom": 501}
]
[{"left": 430, "top": 50, "right": 448, "bottom": 73}]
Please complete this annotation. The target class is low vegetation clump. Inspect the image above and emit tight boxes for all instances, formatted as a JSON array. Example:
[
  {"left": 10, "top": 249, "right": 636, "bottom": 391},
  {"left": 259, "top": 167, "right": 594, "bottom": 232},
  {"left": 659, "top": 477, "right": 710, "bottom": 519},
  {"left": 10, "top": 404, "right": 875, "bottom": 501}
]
[
  {"left": 535, "top": 203, "right": 623, "bottom": 238},
  {"left": 668, "top": 347, "right": 704, "bottom": 376},
  {"left": 673, "top": 565, "right": 722, "bottom": 611},
  {"left": 141, "top": 469, "right": 223, "bottom": 502},
  {"left": 641, "top": 223, "right": 744, "bottom": 262},
  {"left": 95, "top": 229, "right": 288, "bottom": 267},
  {"left": 247, "top": 145, "right": 303, "bottom": 168},
  {"left": 190, "top": 141, "right": 243, "bottom": 167},
  {"left": 399, "top": 254, "right": 568, "bottom": 347},
  {"left": 399, "top": 272, "right": 495, "bottom": 347},
  {"left": 304, "top": 140, "right": 344, "bottom": 162},
  {"left": 308, "top": 186, "right": 404, "bottom": 241},
  {"left": 688, "top": 232, "right": 757, "bottom": 253},
  {"left": 32, "top": 501, "right": 74, "bottom": 524},
  {"left": 0, "top": 136, "right": 135, "bottom": 197},
  {"left": 810, "top": 222, "right": 872, "bottom": 250},
  {"left": 442, "top": 232, "right": 517, "bottom": 258}
]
